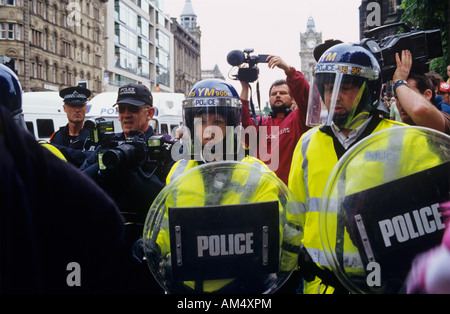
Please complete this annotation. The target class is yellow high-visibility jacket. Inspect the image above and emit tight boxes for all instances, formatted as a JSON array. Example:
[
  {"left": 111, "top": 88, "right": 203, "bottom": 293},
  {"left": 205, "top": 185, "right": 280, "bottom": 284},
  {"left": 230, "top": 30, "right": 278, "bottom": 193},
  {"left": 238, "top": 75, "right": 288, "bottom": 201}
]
[
  {"left": 152, "top": 156, "right": 302, "bottom": 293},
  {"left": 287, "top": 117, "right": 428, "bottom": 293}
]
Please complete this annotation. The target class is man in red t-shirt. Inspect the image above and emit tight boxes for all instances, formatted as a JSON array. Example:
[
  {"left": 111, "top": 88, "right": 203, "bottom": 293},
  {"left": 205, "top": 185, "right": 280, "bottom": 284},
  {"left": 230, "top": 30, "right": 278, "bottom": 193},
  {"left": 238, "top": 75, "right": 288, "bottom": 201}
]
[{"left": 240, "top": 55, "right": 310, "bottom": 185}]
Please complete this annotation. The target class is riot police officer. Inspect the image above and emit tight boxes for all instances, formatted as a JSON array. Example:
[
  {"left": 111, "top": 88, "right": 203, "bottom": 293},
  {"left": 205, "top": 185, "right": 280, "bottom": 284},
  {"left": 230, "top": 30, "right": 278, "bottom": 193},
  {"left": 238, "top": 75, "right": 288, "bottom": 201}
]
[
  {"left": 50, "top": 85, "right": 93, "bottom": 167},
  {"left": 288, "top": 43, "right": 409, "bottom": 294},
  {"left": 143, "top": 79, "right": 303, "bottom": 294}
]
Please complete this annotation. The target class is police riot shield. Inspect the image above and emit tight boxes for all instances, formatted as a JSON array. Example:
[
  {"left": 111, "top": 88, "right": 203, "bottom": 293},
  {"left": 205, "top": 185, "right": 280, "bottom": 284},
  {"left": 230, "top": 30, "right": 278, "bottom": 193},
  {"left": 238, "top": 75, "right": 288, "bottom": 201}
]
[
  {"left": 143, "top": 161, "right": 304, "bottom": 294},
  {"left": 319, "top": 126, "right": 450, "bottom": 294}
]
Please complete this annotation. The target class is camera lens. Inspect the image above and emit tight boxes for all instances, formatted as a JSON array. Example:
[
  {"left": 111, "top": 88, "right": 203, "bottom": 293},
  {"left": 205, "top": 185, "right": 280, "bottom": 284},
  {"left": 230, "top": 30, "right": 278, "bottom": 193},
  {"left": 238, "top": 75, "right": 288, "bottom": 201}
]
[{"left": 102, "top": 144, "right": 137, "bottom": 169}]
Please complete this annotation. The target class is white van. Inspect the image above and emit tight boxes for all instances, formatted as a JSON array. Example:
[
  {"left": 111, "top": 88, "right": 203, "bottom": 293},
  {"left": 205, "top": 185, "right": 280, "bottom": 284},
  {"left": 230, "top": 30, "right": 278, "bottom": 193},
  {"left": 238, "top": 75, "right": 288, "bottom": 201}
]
[
  {"left": 22, "top": 91, "right": 185, "bottom": 140},
  {"left": 22, "top": 91, "right": 67, "bottom": 140}
]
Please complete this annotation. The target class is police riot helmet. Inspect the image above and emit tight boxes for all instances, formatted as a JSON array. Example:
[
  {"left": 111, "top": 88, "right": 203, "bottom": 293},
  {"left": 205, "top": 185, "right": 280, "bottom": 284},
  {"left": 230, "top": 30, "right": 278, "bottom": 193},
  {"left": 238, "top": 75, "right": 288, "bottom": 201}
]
[
  {"left": 0, "top": 64, "right": 24, "bottom": 127},
  {"left": 306, "top": 43, "right": 382, "bottom": 129},
  {"left": 182, "top": 79, "right": 242, "bottom": 161},
  {"left": 319, "top": 126, "right": 450, "bottom": 294}
]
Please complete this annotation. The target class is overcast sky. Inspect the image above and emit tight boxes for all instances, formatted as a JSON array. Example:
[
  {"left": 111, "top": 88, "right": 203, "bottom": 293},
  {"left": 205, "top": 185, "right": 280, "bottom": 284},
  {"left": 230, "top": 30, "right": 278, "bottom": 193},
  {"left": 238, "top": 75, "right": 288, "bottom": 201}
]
[{"left": 162, "top": 0, "right": 363, "bottom": 105}]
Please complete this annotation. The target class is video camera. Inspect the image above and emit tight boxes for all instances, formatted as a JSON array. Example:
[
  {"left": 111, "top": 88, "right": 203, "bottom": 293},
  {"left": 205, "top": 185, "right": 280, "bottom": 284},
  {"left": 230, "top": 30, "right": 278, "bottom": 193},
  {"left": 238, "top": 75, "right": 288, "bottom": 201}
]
[
  {"left": 227, "top": 49, "right": 269, "bottom": 83},
  {"left": 84, "top": 117, "right": 175, "bottom": 170},
  {"left": 84, "top": 117, "right": 115, "bottom": 146},
  {"left": 360, "top": 22, "right": 443, "bottom": 82}
]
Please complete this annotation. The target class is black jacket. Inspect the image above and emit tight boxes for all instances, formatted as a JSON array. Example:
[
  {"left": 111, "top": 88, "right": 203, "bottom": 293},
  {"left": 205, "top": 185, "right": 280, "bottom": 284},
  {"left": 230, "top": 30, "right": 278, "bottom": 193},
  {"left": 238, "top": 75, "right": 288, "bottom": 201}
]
[
  {"left": 0, "top": 106, "right": 125, "bottom": 294},
  {"left": 50, "top": 125, "right": 93, "bottom": 168}
]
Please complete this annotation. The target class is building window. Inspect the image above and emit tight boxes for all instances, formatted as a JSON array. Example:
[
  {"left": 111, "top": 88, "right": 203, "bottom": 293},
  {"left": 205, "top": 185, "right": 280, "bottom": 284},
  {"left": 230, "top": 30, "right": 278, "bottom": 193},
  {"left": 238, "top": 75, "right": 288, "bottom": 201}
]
[
  {"left": 67, "top": 67, "right": 72, "bottom": 85},
  {"left": 0, "top": 23, "right": 18, "bottom": 40},
  {"left": 114, "top": 46, "right": 137, "bottom": 74},
  {"left": 43, "top": 1, "right": 47, "bottom": 19},
  {"left": 43, "top": 29, "right": 47, "bottom": 49},
  {"left": 52, "top": 5, "right": 57, "bottom": 24},
  {"left": 37, "top": 63, "right": 42, "bottom": 79},
  {"left": 63, "top": 41, "right": 71, "bottom": 58},
  {"left": 138, "top": 16, "right": 149, "bottom": 39},
  {"left": 94, "top": 6, "right": 99, "bottom": 20},
  {"left": 0, "top": 0, "right": 16, "bottom": 5},
  {"left": 156, "top": 29, "right": 170, "bottom": 51},
  {"left": 52, "top": 32, "right": 57, "bottom": 53},
  {"left": 44, "top": 61, "right": 48, "bottom": 81},
  {"left": 95, "top": 54, "right": 101, "bottom": 67},
  {"left": 31, "top": 61, "right": 36, "bottom": 77},
  {"left": 115, "top": 1, "right": 137, "bottom": 28},
  {"left": 156, "top": 66, "right": 169, "bottom": 87},
  {"left": 32, "top": 29, "right": 42, "bottom": 46},
  {"left": 53, "top": 63, "right": 57, "bottom": 82}
]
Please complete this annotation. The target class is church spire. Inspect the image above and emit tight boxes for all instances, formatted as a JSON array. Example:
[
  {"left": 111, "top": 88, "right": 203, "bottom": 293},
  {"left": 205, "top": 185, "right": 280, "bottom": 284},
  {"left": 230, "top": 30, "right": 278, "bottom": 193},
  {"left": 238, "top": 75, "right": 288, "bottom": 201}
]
[
  {"left": 306, "top": 16, "right": 316, "bottom": 32},
  {"left": 180, "top": 0, "right": 197, "bottom": 29}
]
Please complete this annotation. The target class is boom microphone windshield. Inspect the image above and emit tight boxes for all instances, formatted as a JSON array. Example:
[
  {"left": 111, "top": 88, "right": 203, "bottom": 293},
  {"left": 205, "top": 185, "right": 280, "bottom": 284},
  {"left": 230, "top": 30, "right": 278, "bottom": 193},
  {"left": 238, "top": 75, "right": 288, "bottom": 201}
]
[{"left": 227, "top": 50, "right": 245, "bottom": 66}]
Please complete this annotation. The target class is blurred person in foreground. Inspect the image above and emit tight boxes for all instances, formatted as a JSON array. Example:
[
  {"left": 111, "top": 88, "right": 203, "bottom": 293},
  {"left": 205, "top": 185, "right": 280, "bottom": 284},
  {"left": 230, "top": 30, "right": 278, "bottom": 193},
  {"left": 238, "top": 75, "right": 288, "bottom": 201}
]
[{"left": 0, "top": 63, "right": 125, "bottom": 293}]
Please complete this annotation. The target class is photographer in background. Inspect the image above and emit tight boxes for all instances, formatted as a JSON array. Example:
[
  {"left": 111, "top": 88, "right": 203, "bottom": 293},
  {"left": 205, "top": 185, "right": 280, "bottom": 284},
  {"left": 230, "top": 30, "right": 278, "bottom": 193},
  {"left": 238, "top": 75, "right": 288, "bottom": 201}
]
[
  {"left": 239, "top": 55, "right": 310, "bottom": 185},
  {"left": 80, "top": 83, "right": 175, "bottom": 293},
  {"left": 393, "top": 50, "right": 450, "bottom": 135}
]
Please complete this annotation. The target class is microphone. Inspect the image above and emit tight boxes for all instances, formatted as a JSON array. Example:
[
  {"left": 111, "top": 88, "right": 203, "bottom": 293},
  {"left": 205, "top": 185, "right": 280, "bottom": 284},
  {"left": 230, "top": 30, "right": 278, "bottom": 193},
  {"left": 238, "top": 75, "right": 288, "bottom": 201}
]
[{"left": 227, "top": 50, "right": 245, "bottom": 66}]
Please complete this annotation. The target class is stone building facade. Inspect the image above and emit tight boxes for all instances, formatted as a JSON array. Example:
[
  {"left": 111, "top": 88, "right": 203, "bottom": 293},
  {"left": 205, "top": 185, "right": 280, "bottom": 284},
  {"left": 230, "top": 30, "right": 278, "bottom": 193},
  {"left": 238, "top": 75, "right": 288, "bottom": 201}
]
[{"left": 0, "top": 0, "right": 105, "bottom": 93}]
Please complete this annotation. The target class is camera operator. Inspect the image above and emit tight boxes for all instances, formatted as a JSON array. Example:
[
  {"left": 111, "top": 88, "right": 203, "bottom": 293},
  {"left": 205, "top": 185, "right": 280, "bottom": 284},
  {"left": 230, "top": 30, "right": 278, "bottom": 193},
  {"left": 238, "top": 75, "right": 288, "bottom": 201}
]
[
  {"left": 80, "top": 83, "right": 175, "bottom": 293},
  {"left": 239, "top": 55, "right": 310, "bottom": 185},
  {"left": 393, "top": 50, "right": 450, "bottom": 135}
]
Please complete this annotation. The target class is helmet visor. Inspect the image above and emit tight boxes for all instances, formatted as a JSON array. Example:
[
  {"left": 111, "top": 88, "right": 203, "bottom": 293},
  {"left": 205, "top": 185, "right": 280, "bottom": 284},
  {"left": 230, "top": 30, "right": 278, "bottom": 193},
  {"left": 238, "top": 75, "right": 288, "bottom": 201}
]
[
  {"left": 306, "top": 65, "right": 375, "bottom": 130},
  {"left": 182, "top": 104, "right": 242, "bottom": 162}
]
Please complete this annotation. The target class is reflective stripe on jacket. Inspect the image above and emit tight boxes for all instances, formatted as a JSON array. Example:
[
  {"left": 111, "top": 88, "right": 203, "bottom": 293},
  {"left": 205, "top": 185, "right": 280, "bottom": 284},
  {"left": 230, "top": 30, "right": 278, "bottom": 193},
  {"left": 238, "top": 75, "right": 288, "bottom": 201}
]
[
  {"left": 288, "top": 118, "right": 408, "bottom": 294},
  {"left": 158, "top": 156, "right": 301, "bottom": 293}
]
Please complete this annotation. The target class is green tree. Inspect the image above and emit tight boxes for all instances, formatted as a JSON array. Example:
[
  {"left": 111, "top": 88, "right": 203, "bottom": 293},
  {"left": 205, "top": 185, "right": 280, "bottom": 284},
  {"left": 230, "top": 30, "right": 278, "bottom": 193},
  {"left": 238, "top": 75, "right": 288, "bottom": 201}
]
[{"left": 401, "top": 0, "right": 449, "bottom": 79}]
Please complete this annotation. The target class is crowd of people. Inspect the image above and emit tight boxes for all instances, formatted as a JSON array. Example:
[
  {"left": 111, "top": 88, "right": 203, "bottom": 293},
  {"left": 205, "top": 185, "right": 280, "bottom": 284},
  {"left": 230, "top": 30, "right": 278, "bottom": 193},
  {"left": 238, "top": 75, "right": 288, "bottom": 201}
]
[{"left": 1, "top": 35, "right": 450, "bottom": 295}]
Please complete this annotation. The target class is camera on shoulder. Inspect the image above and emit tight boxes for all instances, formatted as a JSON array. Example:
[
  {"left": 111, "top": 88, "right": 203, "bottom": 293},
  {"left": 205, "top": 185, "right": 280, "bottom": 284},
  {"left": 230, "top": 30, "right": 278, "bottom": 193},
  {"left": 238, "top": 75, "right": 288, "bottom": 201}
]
[
  {"left": 227, "top": 48, "right": 269, "bottom": 83},
  {"left": 360, "top": 22, "right": 443, "bottom": 82}
]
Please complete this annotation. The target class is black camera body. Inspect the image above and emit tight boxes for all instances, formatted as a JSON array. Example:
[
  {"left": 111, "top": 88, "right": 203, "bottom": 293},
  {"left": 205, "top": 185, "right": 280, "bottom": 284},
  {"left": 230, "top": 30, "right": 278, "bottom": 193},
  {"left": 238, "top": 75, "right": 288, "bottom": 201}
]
[
  {"left": 227, "top": 49, "right": 269, "bottom": 83},
  {"left": 360, "top": 23, "right": 443, "bottom": 82},
  {"left": 84, "top": 117, "right": 115, "bottom": 146},
  {"left": 99, "top": 131, "right": 176, "bottom": 171},
  {"left": 85, "top": 117, "right": 175, "bottom": 170}
]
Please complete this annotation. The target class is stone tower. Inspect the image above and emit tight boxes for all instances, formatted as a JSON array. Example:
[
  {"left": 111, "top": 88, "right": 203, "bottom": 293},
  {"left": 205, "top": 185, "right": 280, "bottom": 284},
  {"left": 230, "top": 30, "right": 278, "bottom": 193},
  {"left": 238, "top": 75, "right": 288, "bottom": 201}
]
[{"left": 299, "top": 16, "right": 322, "bottom": 84}]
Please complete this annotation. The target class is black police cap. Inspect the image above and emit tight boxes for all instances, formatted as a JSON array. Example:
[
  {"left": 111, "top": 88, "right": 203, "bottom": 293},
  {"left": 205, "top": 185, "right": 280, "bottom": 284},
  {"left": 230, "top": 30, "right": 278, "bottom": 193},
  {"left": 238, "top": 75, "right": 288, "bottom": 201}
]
[
  {"left": 116, "top": 83, "right": 153, "bottom": 107},
  {"left": 59, "top": 86, "right": 92, "bottom": 106}
]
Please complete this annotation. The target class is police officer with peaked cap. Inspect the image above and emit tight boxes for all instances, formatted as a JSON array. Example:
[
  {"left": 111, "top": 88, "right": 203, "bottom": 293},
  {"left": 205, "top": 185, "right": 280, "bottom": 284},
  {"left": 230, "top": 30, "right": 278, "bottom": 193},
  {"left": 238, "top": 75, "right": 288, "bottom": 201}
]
[{"left": 50, "top": 85, "right": 93, "bottom": 167}]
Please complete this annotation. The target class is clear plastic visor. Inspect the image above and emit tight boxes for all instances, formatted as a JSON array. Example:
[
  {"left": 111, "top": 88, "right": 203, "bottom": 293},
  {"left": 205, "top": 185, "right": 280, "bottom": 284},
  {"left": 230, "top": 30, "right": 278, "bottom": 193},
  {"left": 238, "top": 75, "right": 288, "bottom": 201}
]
[
  {"left": 306, "top": 72, "right": 371, "bottom": 130},
  {"left": 181, "top": 105, "right": 243, "bottom": 162}
]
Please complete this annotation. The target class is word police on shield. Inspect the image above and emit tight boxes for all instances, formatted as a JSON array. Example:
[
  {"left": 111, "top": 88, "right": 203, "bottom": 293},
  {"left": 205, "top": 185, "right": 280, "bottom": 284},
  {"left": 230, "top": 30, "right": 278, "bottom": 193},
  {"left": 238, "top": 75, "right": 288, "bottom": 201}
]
[
  {"left": 343, "top": 161, "right": 449, "bottom": 279},
  {"left": 168, "top": 201, "right": 279, "bottom": 281}
]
